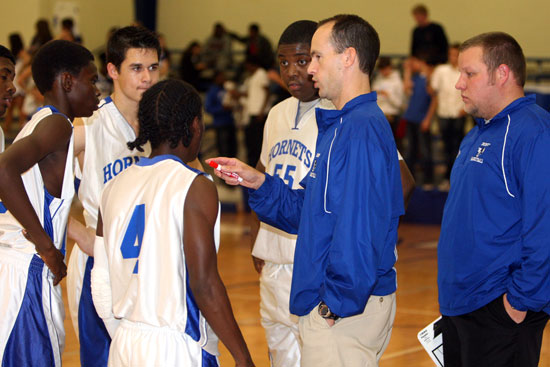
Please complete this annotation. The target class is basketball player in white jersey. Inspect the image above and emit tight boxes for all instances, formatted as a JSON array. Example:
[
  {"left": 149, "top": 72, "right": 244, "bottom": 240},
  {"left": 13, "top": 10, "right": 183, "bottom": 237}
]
[
  {"left": 0, "top": 45, "right": 16, "bottom": 151},
  {"left": 250, "top": 21, "right": 415, "bottom": 367},
  {"left": 91, "top": 79, "right": 254, "bottom": 367},
  {"left": 0, "top": 40, "right": 99, "bottom": 367},
  {"left": 66, "top": 26, "right": 161, "bottom": 366}
]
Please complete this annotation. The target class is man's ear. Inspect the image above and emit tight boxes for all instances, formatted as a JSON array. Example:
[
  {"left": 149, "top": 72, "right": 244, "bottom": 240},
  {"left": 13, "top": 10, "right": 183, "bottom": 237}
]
[
  {"left": 60, "top": 72, "right": 73, "bottom": 92},
  {"left": 342, "top": 47, "right": 357, "bottom": 68},
  {"left": 496, "top": 64, "right": 511, "bottom": 86},
  {"left": 107, "top": 62, "right": 119, "bottom": 80}
]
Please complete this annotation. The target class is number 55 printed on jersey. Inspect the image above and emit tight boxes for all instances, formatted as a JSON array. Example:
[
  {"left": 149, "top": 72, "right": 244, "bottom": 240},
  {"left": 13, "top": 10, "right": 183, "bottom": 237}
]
[
  {"left": 120, "top": 204, "right": 145, "bottom": 274},
  {"left": 273, "top": 164, "right": 297, "bottom": 187}
]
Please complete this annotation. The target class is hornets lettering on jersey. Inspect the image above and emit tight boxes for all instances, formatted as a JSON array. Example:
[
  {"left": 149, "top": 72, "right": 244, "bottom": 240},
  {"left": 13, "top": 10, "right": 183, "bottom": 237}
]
[
  {"left": 268, "top": 139, "right": 313, "bottom": 168},
  {"left": 103, "top": 156, "right": 142, "bottom": 184}
]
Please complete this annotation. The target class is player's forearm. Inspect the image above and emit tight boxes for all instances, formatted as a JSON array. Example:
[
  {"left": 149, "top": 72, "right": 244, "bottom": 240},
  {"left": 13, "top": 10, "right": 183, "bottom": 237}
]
[
  {"left": 190, "top": 275, "right": 254, "bottom": 366},
  {"left": 67, "top": 216, "right": 95, "bottom": 256}
]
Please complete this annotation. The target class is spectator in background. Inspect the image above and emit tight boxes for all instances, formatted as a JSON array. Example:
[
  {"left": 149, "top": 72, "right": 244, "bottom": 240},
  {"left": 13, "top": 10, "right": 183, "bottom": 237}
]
[
  {"left": 232, "top": 55, "right": 270, "bottom": 166},
  {"left": 157, "top": 33, "right": 172, "bottom": 80},
  {"left": 205, "top": 71, "right": 237, "bottom": 158},
  {"left": 403, "top": 53, "right": 436, "bottom": 188},
  {"left": 179, "top": 41, "right": 207, "bottom": 91},
  {"left": 372, "top": 56, "right": 404, "bottom": 147},
  {"left": 410, "top": 4, "right": 448, "bottom": 65},
  {"left": 29, "top": 18, "right": 53, "bottom": 54},
  {"left": 4, "top": 33, "right": 30, "bottom": 131},
  {"left": 430, "top": 43, "right": 465, "bottom": 189},
  {"left": 203, "top": 23, "right": 233, "bottom": 72},
  {"left": 231, "top": 23, "right": 274, "bottom": 70},
  {"left": 58, "top": 18, "right": 82, "bottom": 44},
  {"left": 96, "top": 27, "right": 119, "bottom": 98}
]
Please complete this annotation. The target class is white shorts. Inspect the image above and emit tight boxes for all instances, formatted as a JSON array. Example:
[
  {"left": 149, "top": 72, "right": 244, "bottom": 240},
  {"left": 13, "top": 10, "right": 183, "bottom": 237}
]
[
  {"left": 109, "top": 319, "right": 219, "bottom": 367},
  {"left": 0, "top": 248, "right": 65, "bottom": 367},
  {"left": 259, "top": 262, "right": 301, "bottom": 367}
]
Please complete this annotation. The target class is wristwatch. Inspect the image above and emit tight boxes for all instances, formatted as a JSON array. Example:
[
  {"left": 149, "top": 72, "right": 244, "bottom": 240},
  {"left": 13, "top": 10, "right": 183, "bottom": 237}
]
[{"left": 318, "top": 301, "right": 340, "bottom": 320}]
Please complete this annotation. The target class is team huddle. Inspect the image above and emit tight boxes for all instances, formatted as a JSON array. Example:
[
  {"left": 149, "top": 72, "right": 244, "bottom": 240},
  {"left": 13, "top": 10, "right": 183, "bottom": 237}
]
[{"left": 0, "top": 12, "right": 549, "bottom": 367}]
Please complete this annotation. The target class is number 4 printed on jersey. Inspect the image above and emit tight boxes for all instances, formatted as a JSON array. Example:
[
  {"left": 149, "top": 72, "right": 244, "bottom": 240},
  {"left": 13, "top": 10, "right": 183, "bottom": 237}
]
[{"left": 120, "top": 204, "right": 145, "bottom": 274}]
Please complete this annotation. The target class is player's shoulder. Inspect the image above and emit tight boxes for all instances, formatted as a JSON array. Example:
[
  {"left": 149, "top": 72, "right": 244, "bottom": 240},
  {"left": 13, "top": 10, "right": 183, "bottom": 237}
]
[{"left": 269, "top": 96, "right": 299, "bottom": 114}]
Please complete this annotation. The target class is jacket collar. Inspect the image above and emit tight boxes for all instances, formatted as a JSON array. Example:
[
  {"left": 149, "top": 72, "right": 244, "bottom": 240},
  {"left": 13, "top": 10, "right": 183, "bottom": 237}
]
[
  {"left": 475, "top": 94, "right": 535, "bottom": 128},
  {"left": 315, "top": 92, "right": 378, "bottom": 131}
]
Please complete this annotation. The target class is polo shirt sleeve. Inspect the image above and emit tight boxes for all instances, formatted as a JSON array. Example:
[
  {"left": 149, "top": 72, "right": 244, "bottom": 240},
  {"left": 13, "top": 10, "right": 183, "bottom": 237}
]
[{"left": 507, "top": 130, "right": 550, "bottom": 312}]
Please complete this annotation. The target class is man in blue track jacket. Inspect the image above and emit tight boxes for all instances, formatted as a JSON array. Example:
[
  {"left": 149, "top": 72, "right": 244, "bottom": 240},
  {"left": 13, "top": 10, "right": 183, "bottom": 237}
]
[
  {"left": 208, "top": 14, "right": 404, "bottom": 367},
  {"left": 438, "top": 32, "right": 550, "bottom": 367}
]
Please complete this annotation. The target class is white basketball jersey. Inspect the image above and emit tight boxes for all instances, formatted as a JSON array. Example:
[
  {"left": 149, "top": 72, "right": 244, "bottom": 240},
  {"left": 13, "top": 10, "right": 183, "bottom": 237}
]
[
  {"left": 252, "top": 97, "right": 334, "bottom": 264},
  {"left": 78, "top": 97, "right": 151, "bottom": 229},
  {"left": 0, "top": 106, "right": 74, "bottom": 254},
  {"left": 100, "top": 155, "right": 220, "bottom": 355}
]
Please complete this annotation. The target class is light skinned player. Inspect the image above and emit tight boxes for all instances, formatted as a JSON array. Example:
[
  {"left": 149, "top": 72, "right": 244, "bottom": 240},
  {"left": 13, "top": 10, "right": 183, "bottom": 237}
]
[{"left": 66, "top": 26, "right": 161, "bottom": 367}]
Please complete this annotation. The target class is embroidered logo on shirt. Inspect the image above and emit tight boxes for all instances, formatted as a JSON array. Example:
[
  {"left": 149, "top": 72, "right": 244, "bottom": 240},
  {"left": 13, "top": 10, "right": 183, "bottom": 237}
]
[
  {"left": 309, "top": 153, "right": 320, "bottom": 178},
  {"left": 470, "top": 142, "right": 491, "bottom": 164}
]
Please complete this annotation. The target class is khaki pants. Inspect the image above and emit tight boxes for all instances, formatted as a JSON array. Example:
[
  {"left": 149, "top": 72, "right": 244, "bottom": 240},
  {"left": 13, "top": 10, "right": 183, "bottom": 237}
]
[{"left": 299, "top": 293, "right": 396, "bottom": 367}]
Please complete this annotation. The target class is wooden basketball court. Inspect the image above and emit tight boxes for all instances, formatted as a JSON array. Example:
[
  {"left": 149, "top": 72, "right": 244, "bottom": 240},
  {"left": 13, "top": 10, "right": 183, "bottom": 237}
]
[{"left": 60, "top": 211, "right": 550, "bottom": 366}]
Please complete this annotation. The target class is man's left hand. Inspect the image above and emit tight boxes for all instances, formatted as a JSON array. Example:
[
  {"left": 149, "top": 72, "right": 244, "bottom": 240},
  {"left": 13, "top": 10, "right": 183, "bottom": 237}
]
[{"left": 503, "top": 293, "right": 527, "bottom": 324}]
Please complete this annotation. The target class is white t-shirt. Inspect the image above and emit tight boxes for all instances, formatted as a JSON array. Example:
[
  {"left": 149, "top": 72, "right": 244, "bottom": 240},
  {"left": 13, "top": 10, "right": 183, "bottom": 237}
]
[
  {"left": 431, "top": 64, "right": 463, "bottom": 118},
  {"left": 372, "top": 70, "right": 404, "bottom": 116},
  {"left": 244, "top": 67, "right": 269, "bottom": 117}
]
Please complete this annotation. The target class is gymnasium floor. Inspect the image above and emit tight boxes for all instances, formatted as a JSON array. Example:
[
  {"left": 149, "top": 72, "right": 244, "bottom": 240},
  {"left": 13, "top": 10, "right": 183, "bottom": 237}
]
[{"left": 60, "top": 209, "right": 550, "bottom": 366}]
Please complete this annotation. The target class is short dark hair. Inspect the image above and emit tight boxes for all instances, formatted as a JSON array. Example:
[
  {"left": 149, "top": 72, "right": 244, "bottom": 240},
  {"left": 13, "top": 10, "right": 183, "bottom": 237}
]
[
  {"left": 32, "top": 40, "right": 94, "bottom": 94},
  {"left": 61, "top": 18, "right": 74, "bottom": 30},
  {"left": 318, "top": 14, "right": 380, "bottom": 76},
  {"left": 450, "top": 42, "right": 461, "bottom": 50},
  {"left": 278, "top": 20, "right": 317, "bottom": 47},
  {"left": 8, "top": 33, "right": 24, "bottom": 58},
  {"left": 128, "top": 79, "right": 202, "bottom": 151},
  {"left": 107, "top": 26, "right": 160, "bottom": 70},
  {"left": 377, "top": 56, "right": 392, "bottom": 70},
  {"left": 460, "top": 32, "right": 526, "bottom": 87},
  {"left": 0, "top": 45, "right": 16, "bottom": 65},
  {"left": 412, "top": 4, "right": 428, "bottom": 16}
]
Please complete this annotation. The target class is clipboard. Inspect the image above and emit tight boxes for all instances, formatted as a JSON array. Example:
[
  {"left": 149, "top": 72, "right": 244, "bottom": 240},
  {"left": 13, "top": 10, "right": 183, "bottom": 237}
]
[{"left": 417, "top": 316, "right": 444, "bottom": 366}]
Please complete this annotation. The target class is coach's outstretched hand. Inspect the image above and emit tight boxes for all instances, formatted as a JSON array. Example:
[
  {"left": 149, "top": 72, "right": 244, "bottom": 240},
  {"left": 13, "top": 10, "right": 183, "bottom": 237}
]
[{"left": 206, "top": 157, "right": 265, "bottom": 190}]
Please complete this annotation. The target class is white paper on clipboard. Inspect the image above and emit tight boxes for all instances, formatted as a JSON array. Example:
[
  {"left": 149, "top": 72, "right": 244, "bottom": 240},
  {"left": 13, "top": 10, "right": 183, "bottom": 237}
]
[{"left": 417, "top": 316, "right": 444, "bottom": 367}]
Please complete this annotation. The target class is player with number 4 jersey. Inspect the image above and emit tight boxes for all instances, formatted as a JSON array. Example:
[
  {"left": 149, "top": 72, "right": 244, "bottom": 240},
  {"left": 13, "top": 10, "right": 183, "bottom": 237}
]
[{"left": 92, "top": 79, "right": 254, "bottom": 367}]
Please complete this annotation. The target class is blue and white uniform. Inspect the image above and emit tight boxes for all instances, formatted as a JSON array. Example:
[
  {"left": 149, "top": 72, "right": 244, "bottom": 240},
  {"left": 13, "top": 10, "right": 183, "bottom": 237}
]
[
  {"left": 0, "top": 106, "right": 74, "bottom": 367},
  {"left": 66, "top": 96, "right": 149, "bottom": 366},
  {"left": 252, "top": 96, "right": 332, "bottom": 367},
  {"left": 92, "top": 155, "right": 219, "bottom": 367},
  {"left": 438, "top": 94, "right": 550, "bottom": 316}
]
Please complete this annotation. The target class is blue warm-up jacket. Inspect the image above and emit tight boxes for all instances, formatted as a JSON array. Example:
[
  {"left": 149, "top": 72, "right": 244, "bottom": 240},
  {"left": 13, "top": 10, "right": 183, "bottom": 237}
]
[
  {"left": 249, "top": 92, "right": 404, "bottom": 318},
  {"left": 438, "top": 94, "right": 550, "bottom": 316}
]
